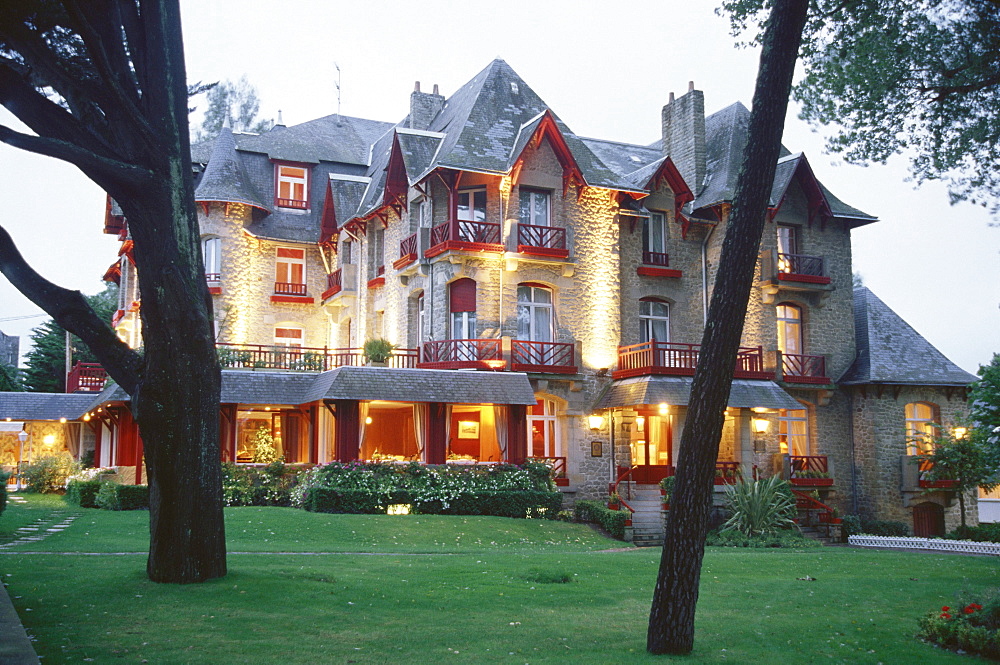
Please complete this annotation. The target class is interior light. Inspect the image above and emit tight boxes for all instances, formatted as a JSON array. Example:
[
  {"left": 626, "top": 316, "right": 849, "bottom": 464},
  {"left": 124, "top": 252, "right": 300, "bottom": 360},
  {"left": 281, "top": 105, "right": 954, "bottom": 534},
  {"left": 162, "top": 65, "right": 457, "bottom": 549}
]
[
  {"left": 365, "top": 416, "right": 373, "bottom": 425},
  {"left": 952, "top": 427, "right": 968, "bottom": 439},
  {"left": 636, "top": 416, "right": 645, "bottom": 432},
  {"left": 59, "top": 418, "right": 67, "bottom": 423},
  {"left": 43, "top": 434, "right": 56, "bottom": 445},
  {"left": 658, "top": 403, "right": 670, "bottom": 416},
  {"left": 588, "top": 414, "right": 605, "bottom": 431}
]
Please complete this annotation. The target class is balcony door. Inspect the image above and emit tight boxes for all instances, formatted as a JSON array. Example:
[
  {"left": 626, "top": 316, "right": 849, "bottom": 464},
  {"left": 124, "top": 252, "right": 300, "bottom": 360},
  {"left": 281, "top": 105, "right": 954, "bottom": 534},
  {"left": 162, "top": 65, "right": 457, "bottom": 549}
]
[
  {"left": 776, "top": 303, "right": 803, "bottom": 356},
  {"left": 449, "top": 278, "right": 478, "bottom": 361},
  {"left": 517, "top": 284, "right": 553, "bottom": 343},
  {"left": 457, "top": 188, "right": 486, "bottom": 243}
]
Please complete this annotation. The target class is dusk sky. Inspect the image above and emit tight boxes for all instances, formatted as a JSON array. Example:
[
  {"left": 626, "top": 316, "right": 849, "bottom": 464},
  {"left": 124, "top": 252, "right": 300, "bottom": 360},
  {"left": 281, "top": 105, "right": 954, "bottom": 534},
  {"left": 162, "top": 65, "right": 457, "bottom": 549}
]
[{"left": 0, "top": 0, "right": 996, "bottom": 374}]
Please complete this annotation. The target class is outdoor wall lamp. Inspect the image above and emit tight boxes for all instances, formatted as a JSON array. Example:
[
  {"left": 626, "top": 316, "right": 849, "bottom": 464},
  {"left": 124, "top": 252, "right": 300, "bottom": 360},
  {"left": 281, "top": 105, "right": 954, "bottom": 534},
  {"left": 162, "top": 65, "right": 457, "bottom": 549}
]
[
  {"left": 952, "top": 427, "right": 968, "bottom": 439},
  {"left": 588, "top": 414, "right": 605, "bottom": 432},
  {"left": 752, "top": 418, "right": 770, "bottom": 435}
]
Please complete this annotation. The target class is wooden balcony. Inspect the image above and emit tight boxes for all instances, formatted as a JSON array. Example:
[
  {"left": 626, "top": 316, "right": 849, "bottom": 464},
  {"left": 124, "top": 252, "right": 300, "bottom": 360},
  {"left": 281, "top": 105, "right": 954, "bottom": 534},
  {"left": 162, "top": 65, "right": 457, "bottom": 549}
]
[
  {"left": 777, "top": 252, "right": 831, "bottom": 285},
  {"left": 714, "top": 461, "right": 742, "bottom": 485},
  {"left": 781, "top": 353, "right": 829, "bottom": 384},
  {"left": 516, "top": 223, "right": 568, "bottom": 259},
  {"left": 511, "top": 340, "right": 577, "bottom": 374},
  {"left": 393, "top": 232, "right": 418, "bottom": 270},
  {"left": 917, "top": 458, "right": 957, "bottom": 489},
  {"left": 272, "top": 281, "right": 313, "bottom": 304},
  {"left": 637, "top": 251, "right": 682, "bottom": 278},
  {"left": 322, "top": 269, "right": 343, "bottom": 300},
  {"left": 418, "top": 339, "right": 503, "bottom": 370},
  {"left": 613, "top": 340, "right": 772, "bottom": 380},
  {"left": 788, "top": 455, "right": 833, "bottom": 486},
  {"left": 66, "top": 362, "right": 107, "bottom": 393},
  {"left": 425, "top": 219, "right": 503, "bottom": 258},
  {"left": 275, "top": 197, "right": 308, "bottom": 210},
  {"left": 216, "top": 343, "right": 418, "bottom": 372}
]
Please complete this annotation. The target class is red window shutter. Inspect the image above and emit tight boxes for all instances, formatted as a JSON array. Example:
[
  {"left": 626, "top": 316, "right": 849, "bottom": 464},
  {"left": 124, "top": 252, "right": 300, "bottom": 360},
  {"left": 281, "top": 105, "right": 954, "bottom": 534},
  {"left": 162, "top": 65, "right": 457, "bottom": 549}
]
[{"left": 450, "top": 278, "right": 476, "bottom": 312}]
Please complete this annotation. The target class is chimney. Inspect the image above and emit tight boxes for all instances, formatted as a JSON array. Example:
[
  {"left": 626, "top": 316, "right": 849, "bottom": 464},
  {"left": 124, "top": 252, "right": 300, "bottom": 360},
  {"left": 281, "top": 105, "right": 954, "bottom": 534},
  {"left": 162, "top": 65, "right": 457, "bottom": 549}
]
[
  {"left": 410, "top": 81, "right": 444, "bottom": 131},
  {"left": 662, "top": 83, "right": 706, "bottom": 196}
]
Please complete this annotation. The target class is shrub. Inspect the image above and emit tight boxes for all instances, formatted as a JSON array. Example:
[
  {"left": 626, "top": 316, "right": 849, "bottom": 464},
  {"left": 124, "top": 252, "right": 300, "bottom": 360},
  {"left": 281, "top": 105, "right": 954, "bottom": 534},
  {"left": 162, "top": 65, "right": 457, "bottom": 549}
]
[
  {"left": 574, "top": 499, "right": 629, "bottom": 540},
  {"left": 0, "top": 470, "right": 9, "bottom": 517},
  {"left": 66, "top": 479, "right": 104, "bottom": 508},
  {"left": 221, "top": 462, "right": 304, "bottom": 507},
  {"left": 21, "top": 452, "right": 79, "bottom": 493},
  {"left": 362, "top": 338, "right": 395, "bottom": 363},
  {"left": 945, "top": 523, "right": 1000, "bottom": 543},
  {"left": 841, "top": 515, "right": 910, "bottom": 538},
  {"left": 95, "top": 483, "right": 149, "bottom": 510},
  {"left": 918, "top": 589, "right": 1000, "bottom": 660},
  {"left": 721, "top": 475, "right": 797, "bottom": 537},
  {"left": 706, "top": 528, "right": 821, "bottom": 548}
]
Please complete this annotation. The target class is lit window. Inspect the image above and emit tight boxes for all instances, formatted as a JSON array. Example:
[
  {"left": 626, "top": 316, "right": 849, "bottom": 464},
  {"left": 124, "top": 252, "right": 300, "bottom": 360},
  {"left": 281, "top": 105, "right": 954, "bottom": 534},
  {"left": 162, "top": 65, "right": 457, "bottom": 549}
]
[
  {"left": 778, "top": 409, "right": 810, "bottom": 456},
  {"left": 528, "top": 398, "right": 560, "bottom": 458},
  {"left": 639, "top": 299, "right": 669, "bottom": 343},
  {"left": 905, "top": 402, "right": 939, "bottom": 455},
  {"left": 274, "top": 326, "right": 304, "bottom": 348},
  {"left": 519, "top": 189, "right": 550, "bottom": 227},
  {"left": 776, "top": 303, "right": 803, "bottom": 356},
  {"left": 202, "top": 236, "right": 221, "bottom": 281},
  {"left": 276, "top": 165, "right": 308, "bottom": 209},
  {"left": 275, "top": 247, "right": 306, "bottom": 296},
  {"left": 777, "top": 225, "right": 799, "bottom": 272},
  {"left": 517, "top": 284, "right": 553, "bottom": 343}
]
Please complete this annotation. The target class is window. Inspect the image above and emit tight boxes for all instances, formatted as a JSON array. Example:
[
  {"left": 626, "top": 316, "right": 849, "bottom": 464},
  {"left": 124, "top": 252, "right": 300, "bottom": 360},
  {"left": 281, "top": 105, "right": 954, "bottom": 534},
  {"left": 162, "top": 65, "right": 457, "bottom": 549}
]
[
  {"left": 371, "top": 226, "right": 385, "bottom": 278},
  {"left": 202, "top": 236, "right": 221, "bottom": 281},
  {"left": 457, "top": 189, "right": 486, "bottom": 222},
  {"left": 519, "top": 189, "right": 550, "bottom": 227},
  {"left": 517, "top": 284, "right": 553, "bottom": 343},
  {"left": 276, "top": 165, "right": 308, "bottom": 209},
  {"left": 528, "top": 398, "right": 560, "bottom": 458},
  {"left": 275, "top": 247, "right": 306, "bottom": 295},
  {"left": 416, "top": 292, "right": 425, "bottom": 348},
  {"left": 777, "top": 225, "right": 798, "bottom": 273},
  {"left": 341, "top": 239, "right": 353, "bottom": 265},
  {"left": 778, "top": 409, "right": 810, "bottom": 456},
  {"left": 776, "top": 303, "right": 803, "bottom": 356},
  {"left": 643, "top": 211, "right": 667, "bottom": 258},
  {"left": 639, "top": 298, "right": 669, "bottom": 343},
  {"left": 409, "top": 199, "right": 431, "bottom": 233},
  {"left": 449, "top": 278, "right": 477, "bottom": 339},
  {"left": 274, "top": 325, "right": 304, "bottom": 348},
  {"left": 905, "top": 402, "right": 939, "bottom": 455}
]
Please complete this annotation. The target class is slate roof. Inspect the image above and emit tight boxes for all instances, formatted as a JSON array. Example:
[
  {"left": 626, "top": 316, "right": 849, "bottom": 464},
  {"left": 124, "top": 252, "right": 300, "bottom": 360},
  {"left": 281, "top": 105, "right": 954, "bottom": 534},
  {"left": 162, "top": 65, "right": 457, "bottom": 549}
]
[
  {"left": 594, "top": 376, "right": 802, "bottom": 410},
  {"left": 0, "top": 393, "right": 96, "bottom": 420},
  {"left": 396, "top": 130, "right": 443, "bottom": 183},
  {"left": 839, "top": 288, "right": 977, "bottom": 386},
  {"left": 194, "top": 124, "right": 270, "bottom": 211}
]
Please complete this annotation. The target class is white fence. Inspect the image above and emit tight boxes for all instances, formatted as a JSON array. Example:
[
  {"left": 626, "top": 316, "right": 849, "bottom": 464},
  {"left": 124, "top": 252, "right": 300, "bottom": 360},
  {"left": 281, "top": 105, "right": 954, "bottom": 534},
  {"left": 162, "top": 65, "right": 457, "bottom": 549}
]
[{"left": 849, "top": 534, "right": 1000, "bottom": 556}]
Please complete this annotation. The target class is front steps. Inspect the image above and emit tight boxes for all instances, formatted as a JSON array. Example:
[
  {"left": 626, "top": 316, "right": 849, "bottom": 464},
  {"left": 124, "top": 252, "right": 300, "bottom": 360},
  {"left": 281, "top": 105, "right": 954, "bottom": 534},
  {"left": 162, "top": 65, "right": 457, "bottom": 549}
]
[{"left": 621, "top": 485, "right": 666, "bottom": 546}]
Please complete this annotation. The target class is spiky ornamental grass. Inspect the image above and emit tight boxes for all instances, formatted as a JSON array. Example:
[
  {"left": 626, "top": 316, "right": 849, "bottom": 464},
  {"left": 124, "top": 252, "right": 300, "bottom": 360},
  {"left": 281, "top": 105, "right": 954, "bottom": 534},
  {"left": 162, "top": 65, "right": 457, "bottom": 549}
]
[{"left": 721, "top": 475, "right": 797, "bottom": 537}]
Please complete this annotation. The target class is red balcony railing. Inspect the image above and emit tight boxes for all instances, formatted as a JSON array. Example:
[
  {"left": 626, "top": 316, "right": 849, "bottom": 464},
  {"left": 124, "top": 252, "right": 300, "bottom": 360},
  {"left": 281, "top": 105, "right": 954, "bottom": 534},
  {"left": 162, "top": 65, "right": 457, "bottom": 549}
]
[
  {"left": 66, "top": 362, "right": 107, "bottom": 393},
  {"left": 642, "top": 251, "right": 670, "bottom": 266},
  {"left": 517, "top": 224, "right": 567, "bottom": 257},
  {"left": 714, "top": 461, "right": 742, "bottom": 485},
  {"left": 327, "top": 270, "right": 342, "bottom": 292},
  {"left": 427, "top": 220, "right": 503, "bottom": 257},
  {"left": 418, "top": 339, "right": 502, "bottom": 370},
  {"left": 430, "top": 221, "right": 450, "bottom": 247},
  {"left": 511, "top": 340, "right": 576, "bottom": 374},
  {"left": 782, "top": 353, "right": 828, "bottom": 383},
  {"left": 274, "top": 281, "right": 307, "bottom": 296},
  {"left": 789, "top": 455, "right": 833, "bottom": 486},
  {"left": 275, "top": 197, "right": 308, "bottom": 210},
  {"left": 397, "top": 233, "right": 418, "bottom": 264},
  {"left": 216, "top": 343, "right": 418, "bottom": 372},
  {"left": 917, "top": 458, "right": 957, "bottom": 489},
  {"left": 205, "top": 273, "right": 221, "bottom": 282},
  {"left": 613, "top": 340, "right": 772, "bottom": 380}
]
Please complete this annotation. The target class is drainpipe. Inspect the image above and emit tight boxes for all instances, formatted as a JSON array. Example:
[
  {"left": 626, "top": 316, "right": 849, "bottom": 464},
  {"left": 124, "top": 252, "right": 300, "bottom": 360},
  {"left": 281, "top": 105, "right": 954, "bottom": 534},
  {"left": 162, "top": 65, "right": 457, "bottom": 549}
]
[
  {"left": 848, "top": 388, "right": 859, "bottom": 514},
  {"left": 609, "top": 410, "right": 616, "bottom": 486},
  {"left": 701, "top": 222, "right": 717, "bottom": 325}
]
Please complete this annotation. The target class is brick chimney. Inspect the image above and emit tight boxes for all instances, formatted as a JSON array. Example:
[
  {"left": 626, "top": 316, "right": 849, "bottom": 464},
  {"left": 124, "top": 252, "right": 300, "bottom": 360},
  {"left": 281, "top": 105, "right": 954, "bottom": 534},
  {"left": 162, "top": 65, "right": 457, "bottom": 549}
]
[
  {"left": 661, "top": 81, "right": 706, "bottom": 196},
  {"left": 409, "top": 81, "right": 444, "bottom": 131}
]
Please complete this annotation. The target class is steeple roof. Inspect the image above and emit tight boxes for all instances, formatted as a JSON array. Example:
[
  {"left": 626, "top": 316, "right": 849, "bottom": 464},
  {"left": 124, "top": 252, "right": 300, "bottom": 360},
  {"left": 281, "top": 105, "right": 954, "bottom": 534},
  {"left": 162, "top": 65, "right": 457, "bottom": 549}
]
[{"left": 194, "top": 124, "right": 270, "bottom": 212}]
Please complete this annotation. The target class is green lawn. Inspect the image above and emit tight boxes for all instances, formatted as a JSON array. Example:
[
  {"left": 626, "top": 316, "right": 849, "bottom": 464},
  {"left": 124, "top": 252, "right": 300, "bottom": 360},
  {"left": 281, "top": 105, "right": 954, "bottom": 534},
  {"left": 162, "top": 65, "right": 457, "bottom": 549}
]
[{"left": 1, "top": 495, "right": 997, "bottom": 664}]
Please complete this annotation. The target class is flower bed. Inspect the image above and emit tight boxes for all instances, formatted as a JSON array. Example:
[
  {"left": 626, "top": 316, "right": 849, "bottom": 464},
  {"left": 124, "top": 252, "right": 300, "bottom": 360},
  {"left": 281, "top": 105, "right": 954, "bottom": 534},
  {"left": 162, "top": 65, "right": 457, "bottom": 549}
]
[
  {"left": 293, "top": 461, "right": 561, "bottom": 518},
  {"left": 918, "top": 595, "right": 1000, "bottom": 660}
]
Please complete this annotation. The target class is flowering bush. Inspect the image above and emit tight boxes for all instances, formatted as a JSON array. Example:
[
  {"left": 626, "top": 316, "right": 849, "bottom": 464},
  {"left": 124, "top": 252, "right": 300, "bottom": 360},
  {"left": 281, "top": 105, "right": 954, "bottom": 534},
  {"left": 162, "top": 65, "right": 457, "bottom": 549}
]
[
  {"left": 293, "top": 461, "right": 560, "bottom": 517},
  {"left": 21, "top": 452, "right": 79, "bottom": 493},
  {"left": 221, "top": 462, "right": 305, "bottom": 507},
  {"left": 918, "top": 590, "right": 1000, "bottom": 660}
]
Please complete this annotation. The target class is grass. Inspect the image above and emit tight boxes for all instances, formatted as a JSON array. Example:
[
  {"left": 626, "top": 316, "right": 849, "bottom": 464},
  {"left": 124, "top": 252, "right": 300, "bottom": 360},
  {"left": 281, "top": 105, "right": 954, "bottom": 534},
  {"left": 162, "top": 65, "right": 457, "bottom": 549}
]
[{"left": 2, "top": 494, "right": 998, "bottom": 664}]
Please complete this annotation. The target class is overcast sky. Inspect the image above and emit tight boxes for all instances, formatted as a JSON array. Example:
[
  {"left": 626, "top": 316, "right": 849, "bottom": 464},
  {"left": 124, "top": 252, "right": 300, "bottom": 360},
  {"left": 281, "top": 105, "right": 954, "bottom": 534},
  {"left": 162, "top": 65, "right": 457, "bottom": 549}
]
[{"left": 0, "top": 0, "right": 996, "bottom": 374}]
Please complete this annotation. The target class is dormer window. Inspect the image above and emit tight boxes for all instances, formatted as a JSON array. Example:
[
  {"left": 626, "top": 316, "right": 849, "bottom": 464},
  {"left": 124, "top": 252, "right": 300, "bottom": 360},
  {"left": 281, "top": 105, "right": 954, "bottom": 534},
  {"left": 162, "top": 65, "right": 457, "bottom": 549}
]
[{"left": 276, "top": 164, "right": 308, "bottom": 209}]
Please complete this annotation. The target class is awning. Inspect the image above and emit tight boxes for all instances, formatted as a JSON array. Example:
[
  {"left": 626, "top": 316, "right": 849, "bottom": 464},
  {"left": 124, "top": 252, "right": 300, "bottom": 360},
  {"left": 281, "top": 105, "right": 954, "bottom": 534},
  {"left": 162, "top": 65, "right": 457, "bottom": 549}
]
[
  {"left": 0, "top": 421, "right": 25, "bottom": 433},
  {"left": 594, "top": 376, "right": 802, "bottom": 411},
  {"left": 313, "top": 366, "right": 538, "bottom": 406}
]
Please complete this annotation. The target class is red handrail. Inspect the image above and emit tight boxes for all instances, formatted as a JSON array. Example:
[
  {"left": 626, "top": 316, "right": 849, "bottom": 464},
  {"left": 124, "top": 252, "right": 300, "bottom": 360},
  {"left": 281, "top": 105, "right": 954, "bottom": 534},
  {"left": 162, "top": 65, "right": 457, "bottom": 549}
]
[{"left": 611, "top": 466, "right": 637, "bottom": 516}]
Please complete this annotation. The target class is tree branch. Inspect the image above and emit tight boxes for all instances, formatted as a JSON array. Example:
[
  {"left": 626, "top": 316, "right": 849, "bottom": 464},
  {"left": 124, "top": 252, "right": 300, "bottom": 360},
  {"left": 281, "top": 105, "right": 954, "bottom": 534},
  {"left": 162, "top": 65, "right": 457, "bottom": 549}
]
[
  {"left": 0, "top": 124, "right": 153, "bottom": 193},
  {"left": 0, "top": 223, "right": 141, "bottom": 394}
]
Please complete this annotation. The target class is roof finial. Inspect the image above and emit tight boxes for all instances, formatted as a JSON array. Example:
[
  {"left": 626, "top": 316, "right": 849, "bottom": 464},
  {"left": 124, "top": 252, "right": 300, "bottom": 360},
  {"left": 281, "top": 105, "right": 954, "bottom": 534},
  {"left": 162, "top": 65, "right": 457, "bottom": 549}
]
[{"left": 277, "top": 109, "right": 284, "bottom": 126}]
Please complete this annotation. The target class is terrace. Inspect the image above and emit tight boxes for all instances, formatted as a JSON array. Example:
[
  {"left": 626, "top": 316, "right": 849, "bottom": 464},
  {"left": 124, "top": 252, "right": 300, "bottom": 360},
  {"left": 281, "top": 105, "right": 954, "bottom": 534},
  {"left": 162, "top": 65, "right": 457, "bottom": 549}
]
[
  {"left": 613, "top": 341, "right": 772, "bottom": 380},
  {"left": 425, "top": 219, "right": 504, "bottom": 258}
]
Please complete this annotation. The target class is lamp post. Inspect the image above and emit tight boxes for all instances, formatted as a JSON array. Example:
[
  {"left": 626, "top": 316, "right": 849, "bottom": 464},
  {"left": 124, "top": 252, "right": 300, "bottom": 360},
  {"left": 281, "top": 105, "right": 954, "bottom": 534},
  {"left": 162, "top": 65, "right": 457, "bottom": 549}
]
[{"left": 16, "top": 430, "right": 28, "bottom": 491}]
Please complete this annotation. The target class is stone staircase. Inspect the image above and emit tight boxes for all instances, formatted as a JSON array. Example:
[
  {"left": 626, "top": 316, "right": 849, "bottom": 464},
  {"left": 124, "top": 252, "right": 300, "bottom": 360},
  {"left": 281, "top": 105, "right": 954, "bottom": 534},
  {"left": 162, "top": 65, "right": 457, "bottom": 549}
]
[{"left": 621, "top": 484, "right": 666, "bottom": 546}]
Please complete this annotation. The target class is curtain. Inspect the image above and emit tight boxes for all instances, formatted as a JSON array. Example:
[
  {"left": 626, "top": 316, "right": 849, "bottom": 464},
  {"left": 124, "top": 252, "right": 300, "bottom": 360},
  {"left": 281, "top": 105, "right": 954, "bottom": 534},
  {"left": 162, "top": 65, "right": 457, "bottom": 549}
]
[
  {"left": 358, "top": 402, "right": 369, "bottom": 457},
  {"left": 494, "top": 405, "right": 508, "bottom": 460},
  {"left": 413, "top": 404, "right": 427, "bottom": 460},
  {"left": 479, "top": 406, "right": 497, "bottom": 461},
  {"left": 444, "top": 405, "right": 452, "bottom": 456},
  {"left": 65, "top": 423, "right": 81, "bottom": 459}
]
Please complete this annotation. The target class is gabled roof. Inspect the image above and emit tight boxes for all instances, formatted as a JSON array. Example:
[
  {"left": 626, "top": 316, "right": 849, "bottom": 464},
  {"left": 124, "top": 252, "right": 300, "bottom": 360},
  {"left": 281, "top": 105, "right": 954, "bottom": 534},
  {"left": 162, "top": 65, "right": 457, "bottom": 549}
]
[
  {"left": 194, "top": 124, "right": 270, "bottom": 212},
  {"left": 396, "top": 129, "right": 444, "bottom": 182},
  {"left": 839, "top": 288, "right": 977, "bottom": 386},
  {"left": 0, "top": 392, "right": 96, "bottom": 420}
]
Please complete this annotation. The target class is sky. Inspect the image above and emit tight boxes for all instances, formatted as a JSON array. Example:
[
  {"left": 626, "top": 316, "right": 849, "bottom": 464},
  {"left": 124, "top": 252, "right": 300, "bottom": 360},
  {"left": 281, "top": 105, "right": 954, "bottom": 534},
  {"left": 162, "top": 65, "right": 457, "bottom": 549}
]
[{"left": 0, "top": 0, "right": 997, "bottom": 375}]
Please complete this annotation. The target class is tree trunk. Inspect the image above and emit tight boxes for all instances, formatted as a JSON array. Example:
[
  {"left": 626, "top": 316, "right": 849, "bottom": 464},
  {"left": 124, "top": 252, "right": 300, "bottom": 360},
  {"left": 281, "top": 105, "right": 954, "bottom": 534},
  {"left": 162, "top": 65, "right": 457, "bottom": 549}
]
[{"left": 647, "top": 0, "right": 809, "bottom": 654}]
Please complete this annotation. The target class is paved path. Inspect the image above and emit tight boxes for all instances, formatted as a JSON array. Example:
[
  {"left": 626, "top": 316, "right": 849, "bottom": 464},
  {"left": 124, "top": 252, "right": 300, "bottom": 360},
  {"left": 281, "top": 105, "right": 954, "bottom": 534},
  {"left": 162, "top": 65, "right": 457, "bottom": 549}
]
[{"left": 0, "top": 494, "right": 41, "bottom": 664}]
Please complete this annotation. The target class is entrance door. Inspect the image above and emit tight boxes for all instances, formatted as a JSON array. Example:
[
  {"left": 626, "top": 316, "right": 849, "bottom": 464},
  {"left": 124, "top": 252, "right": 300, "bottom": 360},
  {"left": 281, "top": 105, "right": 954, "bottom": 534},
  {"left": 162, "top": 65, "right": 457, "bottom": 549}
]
[{"left": 913, "top": 502, "right": 945, "bottom": 537}]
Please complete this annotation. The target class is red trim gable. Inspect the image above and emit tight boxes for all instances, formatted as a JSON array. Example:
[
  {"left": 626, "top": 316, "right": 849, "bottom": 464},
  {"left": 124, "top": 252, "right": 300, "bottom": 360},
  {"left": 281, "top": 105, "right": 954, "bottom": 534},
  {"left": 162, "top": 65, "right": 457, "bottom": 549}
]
[
  {"left": 511, "top": 111, "right": 586, "bottom": 192},
  {"left": 319, "top": 180, "right": 338, "bottom": 245},
  {"left": 770, "top": 155, "right": 833, "bottom": 225},
  {"left": 642, "top": 157, "right": 693, "bottom": 208},
  {"left": 383, "top": 134, "right": 409, "bottom": 212}
]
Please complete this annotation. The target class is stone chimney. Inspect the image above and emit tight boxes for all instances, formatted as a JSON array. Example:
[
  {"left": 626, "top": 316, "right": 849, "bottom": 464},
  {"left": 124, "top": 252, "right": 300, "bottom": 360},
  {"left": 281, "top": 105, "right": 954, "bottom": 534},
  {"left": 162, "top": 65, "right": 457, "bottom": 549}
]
[
  {"left": 409, "top": 81, "right": 444, "bottom": 131},
  {"left": 661, "top": 81, "right": 706, "bottom": 196}
]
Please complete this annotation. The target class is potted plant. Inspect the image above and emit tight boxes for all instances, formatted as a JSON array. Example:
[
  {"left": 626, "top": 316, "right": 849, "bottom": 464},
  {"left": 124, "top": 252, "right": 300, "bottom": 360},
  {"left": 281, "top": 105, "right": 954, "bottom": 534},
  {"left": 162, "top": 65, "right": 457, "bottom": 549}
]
[
  {"left": 608, "top": 491, "right": 620, "bottom": 511},
  {"left": 363, "top": 338, "right": 395, "bottom": 366},
  {"left": 660, "top": 476, "right": 675, "bottom": 510}
]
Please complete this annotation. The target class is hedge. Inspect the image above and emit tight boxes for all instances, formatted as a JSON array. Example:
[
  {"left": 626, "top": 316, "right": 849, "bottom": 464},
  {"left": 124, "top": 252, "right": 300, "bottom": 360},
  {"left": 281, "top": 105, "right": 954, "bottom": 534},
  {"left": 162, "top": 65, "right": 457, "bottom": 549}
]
[
  {"left": 66, "top": 479, "right": 104, "bottom": 508},
  {"left": 0, "top": 470, "right": 8, "bottom": 517},
  {"left": 96, "top": 483, "right": 150, "bottom": 511},
  {"left": 303, "top": 487, "right": 562, "bottom": 518},
  {"left": 841, "top": 515, "right": 910, "bottom": 538},
  {"left": 574, "top": 499, "right": 629, "bottom": 540}
]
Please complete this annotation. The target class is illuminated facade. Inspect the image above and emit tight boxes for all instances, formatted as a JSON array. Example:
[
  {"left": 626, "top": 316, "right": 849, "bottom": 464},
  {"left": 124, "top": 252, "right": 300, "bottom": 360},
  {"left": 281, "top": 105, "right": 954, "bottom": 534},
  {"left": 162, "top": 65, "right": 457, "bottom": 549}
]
[{"left": 86, "top": 60, "right": 981, "bottom": 536}]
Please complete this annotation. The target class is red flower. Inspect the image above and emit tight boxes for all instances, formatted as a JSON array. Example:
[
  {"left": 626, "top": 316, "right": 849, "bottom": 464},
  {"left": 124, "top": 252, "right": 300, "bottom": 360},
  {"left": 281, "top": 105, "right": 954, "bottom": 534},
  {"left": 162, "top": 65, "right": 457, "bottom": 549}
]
[
  {"left": 964, "top": 603, "right": 983, "bottom": 614},
  {"left": 942, "top": 606, "right": 950, "bottom": 612},
  {"left": 940, "top": 612, "right": 952, "bottom": 619}
]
